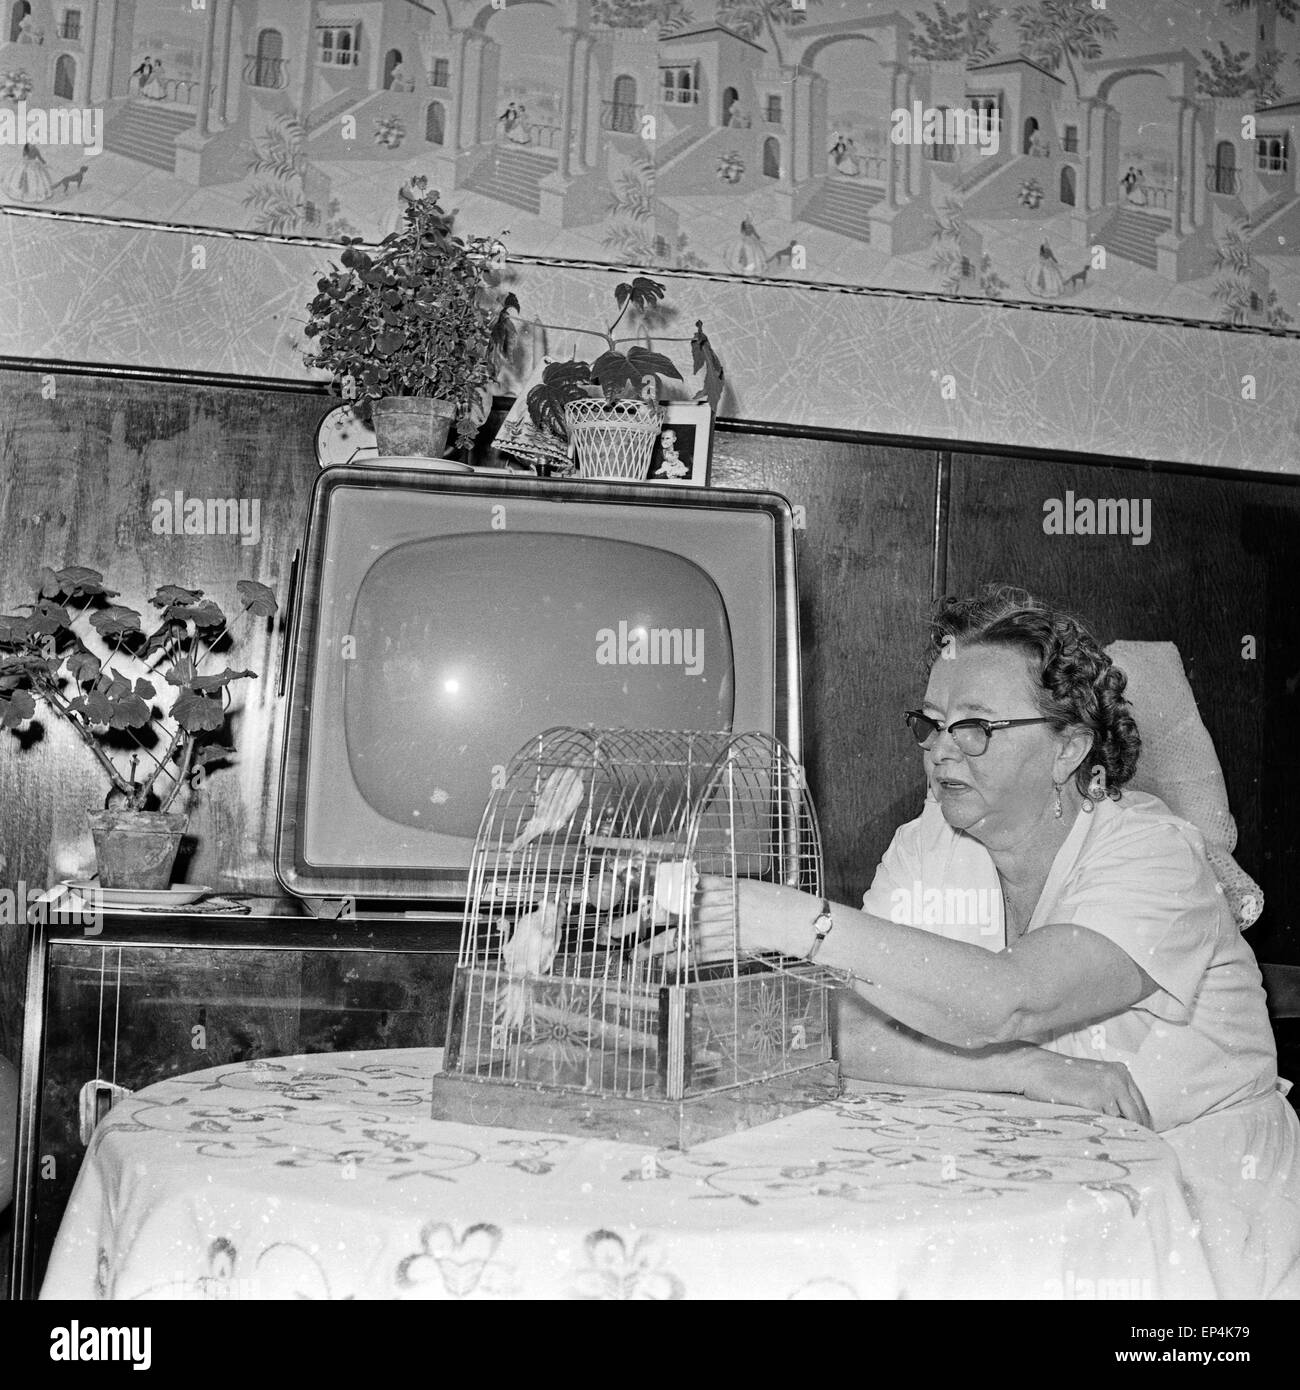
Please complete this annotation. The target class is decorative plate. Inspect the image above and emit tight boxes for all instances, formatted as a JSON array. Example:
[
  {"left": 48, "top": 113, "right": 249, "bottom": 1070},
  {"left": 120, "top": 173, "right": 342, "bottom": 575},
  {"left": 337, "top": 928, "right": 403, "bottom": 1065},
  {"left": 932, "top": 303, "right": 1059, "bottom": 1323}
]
[
  {"left": 65, "top": 881, "right": 211, "bottom": 908},
  {"left": 373, "top": 455, "right": 476, "bottom": 472}
]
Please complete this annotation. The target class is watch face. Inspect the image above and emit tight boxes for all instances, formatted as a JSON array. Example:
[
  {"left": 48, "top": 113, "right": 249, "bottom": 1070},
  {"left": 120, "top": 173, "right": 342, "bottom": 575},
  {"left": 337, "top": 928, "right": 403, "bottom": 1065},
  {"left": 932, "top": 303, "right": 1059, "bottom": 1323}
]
[{"left": 314, "top": 404, "right": 378, "bottom": 467}]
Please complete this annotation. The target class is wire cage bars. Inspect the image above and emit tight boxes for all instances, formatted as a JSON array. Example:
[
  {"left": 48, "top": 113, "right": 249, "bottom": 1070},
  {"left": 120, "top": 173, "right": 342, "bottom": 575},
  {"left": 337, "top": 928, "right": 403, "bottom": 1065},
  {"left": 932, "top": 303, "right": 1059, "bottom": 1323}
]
[{"left": 434, "top": 727, "right": 843, "bottom": 1146}]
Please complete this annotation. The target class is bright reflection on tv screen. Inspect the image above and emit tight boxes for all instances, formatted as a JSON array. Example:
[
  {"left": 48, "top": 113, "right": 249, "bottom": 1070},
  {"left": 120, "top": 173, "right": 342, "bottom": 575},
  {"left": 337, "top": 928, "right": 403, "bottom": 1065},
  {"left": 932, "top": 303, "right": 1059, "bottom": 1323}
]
[{"left": 343, "top": 532, "right": 735, "bottom": 837}]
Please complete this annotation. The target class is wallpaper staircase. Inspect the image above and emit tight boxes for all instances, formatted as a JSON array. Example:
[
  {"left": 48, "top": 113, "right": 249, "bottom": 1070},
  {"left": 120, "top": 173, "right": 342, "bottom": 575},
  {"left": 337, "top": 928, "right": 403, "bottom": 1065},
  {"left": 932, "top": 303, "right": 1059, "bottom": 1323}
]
[
  {"left": 1246, "top": 188, "right": 1300, "bottom": 242},
  {"left": 101, "top": 102, "right": 195, "bottom": 173},
  {"left": 466, "top": 144, "right": 554, "bottom": 213},
  {"left": 800, "top": 178, "right": 884, "bottom": 244},
  {"left": 1098, "top": 207, "right": 1166, "bottom": 271},
  {"left": 306, "top": 89, "right": 367, "bottom": 134},
  {"left": 950, "top": 148, "right": 1014, "bottom": 195}
]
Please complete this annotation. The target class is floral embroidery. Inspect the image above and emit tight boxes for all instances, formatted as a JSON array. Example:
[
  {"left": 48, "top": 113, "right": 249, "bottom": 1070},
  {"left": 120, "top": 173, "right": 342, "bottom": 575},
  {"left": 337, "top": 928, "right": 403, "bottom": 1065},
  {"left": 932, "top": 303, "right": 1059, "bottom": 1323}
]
[
  {"left": 94, "top": 1248, "right": 112, "bottom": 1300},
  {"left": 395, "top": 1222, "right": 514, "bottom": 1299},
  {"left": 568, "top": 1230, "right": 684, "bottom": 1300},
  {"left": 788, "top": 1278, "right": 861, "bottom": 1300}
]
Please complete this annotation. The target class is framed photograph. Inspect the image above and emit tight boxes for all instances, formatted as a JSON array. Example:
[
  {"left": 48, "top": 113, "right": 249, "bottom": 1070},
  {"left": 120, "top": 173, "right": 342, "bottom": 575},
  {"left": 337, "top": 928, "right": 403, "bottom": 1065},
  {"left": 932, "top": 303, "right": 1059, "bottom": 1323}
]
[{"left": 647, "top": 403, "right": 713, "bottom": 488}]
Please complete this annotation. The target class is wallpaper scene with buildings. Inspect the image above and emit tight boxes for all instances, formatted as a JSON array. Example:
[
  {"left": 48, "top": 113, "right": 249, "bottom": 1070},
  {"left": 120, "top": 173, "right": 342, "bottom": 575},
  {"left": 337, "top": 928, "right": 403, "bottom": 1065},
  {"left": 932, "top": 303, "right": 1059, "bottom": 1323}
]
[{"left": 2, "top": 0, "right": 1300, "bottom": 334}]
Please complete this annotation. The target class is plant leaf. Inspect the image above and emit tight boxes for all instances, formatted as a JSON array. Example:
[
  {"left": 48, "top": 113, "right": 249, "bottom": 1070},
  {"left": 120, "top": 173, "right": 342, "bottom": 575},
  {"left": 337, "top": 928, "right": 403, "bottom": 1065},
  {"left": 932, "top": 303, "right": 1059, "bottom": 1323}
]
[
  {"left": 526, "top": 383, "right": 578, "bottom": 438},
  {"left": 67, "top": 651, "right": 101, "bottom": 683},
  {"left": 152, "top": 584, "right": 204, "bottom": 607},
  {"left": 172, "top": 688, "right": 226, "bottom": 733},
  {"left": 0, "top": 614, "right": 33, "bottom": 644},
  {"left": 141, "top": 624, "right": 172, "bottom": 658},
  {"left": 106, "top": 692, "right": 152, "bottom": 730},
  {"left": 84, "top": 689, "right": 113, "bottom": 723},
  {"left": 169, "top": 600, "right": 226, "bottom": 630},
  {"left": 0, "top": 688, "right": 36, "bottom": 728},
  {"left": 236, "top": 580, "right": 278, "bottom": 617},
  {"left": 589, "top": 351, "right": 641, "bottom": 394},
  {"left": 624, "top": 346, "right": 683, "bottom": 381},
  {"left": 27, "top": 599, "right": 71, "bottom": 635},
  {"left": 541, "top": 360, "right": 595, "bottom": 387},
  {"left": 690, "top": 321, "right": 725, "bottom": 410},
  {"left": 625, "top": 276, "right": 667, "bottom": 311},
  {"left": 191, "top": 666, "right": 256, "bottom": 692},
  {"left": 0, "top": 652, "right": 48, "bottom": 677},
  {"left": 89, "top": 605, "right": 142, "bottom": 638},
  {"left": 192, "top": 743, "right": 235, "bottom": 770},
  {"left": 53, "top": 566, "right": 114, "bottom": 599}
]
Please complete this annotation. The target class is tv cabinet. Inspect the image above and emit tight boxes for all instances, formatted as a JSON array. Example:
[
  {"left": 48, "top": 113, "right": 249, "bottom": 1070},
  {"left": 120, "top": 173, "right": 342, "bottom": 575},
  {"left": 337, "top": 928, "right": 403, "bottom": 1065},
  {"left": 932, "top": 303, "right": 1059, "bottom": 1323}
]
[{"left": 10, "top": 904, "right": 461, "bottom": 1300}]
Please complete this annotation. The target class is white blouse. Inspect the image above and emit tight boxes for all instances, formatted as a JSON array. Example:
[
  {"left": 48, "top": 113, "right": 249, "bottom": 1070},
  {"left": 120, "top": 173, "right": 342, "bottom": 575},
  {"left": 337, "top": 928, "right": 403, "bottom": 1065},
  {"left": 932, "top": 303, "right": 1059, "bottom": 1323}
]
[{"left": 860, "top": 787, "right": 1300, "bottom": 1297}]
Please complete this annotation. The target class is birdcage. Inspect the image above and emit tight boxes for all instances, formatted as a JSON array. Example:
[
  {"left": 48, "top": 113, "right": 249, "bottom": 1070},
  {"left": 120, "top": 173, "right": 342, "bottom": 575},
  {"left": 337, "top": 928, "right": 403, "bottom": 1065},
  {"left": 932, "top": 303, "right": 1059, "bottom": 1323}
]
[{"left": 432, "top": 727, "right": 843, "bottom": 1147}]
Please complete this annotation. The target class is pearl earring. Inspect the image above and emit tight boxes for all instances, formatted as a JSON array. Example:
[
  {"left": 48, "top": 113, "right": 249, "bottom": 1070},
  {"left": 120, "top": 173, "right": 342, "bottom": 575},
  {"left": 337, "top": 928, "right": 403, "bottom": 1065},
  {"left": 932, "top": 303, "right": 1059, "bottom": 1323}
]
[{"left": 1052, "top": 781, "right": 1063, "bottom": 819}]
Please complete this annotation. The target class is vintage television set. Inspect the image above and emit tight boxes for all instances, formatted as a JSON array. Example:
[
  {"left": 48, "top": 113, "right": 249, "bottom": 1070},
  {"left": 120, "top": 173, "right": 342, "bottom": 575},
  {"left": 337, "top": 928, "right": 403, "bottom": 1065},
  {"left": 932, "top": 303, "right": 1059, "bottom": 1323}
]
[{"left": 274, "top": 465, "right": 802, "bottom": 918}]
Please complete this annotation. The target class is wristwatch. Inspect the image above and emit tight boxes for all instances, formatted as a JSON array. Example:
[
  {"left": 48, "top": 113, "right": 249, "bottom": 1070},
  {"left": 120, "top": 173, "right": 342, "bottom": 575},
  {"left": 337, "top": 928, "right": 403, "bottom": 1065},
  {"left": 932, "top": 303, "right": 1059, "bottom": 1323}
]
[{"left": 807, "top": 898, "right": 833, "bottom": 961}]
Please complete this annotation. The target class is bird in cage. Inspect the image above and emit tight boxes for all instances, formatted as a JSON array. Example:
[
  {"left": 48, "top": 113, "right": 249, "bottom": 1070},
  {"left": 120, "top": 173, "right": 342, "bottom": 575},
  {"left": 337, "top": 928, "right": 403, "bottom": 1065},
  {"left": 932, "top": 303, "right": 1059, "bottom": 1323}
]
[
  {"left": 495, "top": 894, "right": 563, "bottom": 1029},
  {"left": 508, "top": 766, "right": 585, "bottom": 852}
]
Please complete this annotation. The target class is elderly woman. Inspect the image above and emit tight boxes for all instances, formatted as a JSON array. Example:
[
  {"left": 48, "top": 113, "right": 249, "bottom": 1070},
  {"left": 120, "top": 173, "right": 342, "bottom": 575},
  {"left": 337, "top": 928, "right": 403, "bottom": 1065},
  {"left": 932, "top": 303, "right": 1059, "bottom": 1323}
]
[{"left": 719, "top": 586, "right": 1300, "bottom": 1299}]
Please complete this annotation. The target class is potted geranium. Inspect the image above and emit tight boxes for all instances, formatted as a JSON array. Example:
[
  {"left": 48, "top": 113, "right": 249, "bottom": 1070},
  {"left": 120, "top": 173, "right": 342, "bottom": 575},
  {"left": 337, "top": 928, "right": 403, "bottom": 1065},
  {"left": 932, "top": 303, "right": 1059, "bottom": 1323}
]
[
  {"left": 302, "top": 176, "right": 520, "bottom": 459},
  {"left": 0, "top": 565, "right": 278, "bottom": 889},
  {"left": 525, "top": 277, "right": 724, "bottom": 480}
]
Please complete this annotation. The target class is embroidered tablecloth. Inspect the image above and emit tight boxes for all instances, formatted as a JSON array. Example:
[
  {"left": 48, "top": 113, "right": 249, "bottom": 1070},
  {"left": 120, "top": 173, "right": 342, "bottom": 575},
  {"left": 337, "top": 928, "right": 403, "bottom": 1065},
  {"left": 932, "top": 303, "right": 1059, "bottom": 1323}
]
[{"left": 40, "top": 1047, "right": 1216, "bottom": 1300}]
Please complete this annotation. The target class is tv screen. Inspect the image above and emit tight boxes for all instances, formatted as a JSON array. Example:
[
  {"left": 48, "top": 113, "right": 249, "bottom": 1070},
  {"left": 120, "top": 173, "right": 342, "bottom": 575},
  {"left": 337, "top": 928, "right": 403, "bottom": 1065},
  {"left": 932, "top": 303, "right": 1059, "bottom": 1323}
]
[{"left": 275, "top": 468, "right": 800, "bottom": 912}]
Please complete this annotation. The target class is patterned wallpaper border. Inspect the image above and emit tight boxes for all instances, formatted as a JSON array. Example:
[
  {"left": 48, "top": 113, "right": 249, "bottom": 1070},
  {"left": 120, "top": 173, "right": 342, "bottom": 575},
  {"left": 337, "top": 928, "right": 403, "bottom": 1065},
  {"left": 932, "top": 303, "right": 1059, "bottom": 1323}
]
[{"left": 2, "top": 211, "right": 1297, "bottom": 476}]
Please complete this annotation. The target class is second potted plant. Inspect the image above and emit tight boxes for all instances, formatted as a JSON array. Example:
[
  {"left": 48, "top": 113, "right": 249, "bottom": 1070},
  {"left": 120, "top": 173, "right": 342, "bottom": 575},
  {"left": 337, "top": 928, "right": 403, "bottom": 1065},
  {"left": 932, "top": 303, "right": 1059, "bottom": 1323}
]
[
  {"left": 302, "top": 177, "right": 520, "bottom": 459},
  {"left": 0, "top": 565, "right": 278, "bottom": 890},
  {"left": 524, "top": 276, "right": 725, "bottom": 480}
]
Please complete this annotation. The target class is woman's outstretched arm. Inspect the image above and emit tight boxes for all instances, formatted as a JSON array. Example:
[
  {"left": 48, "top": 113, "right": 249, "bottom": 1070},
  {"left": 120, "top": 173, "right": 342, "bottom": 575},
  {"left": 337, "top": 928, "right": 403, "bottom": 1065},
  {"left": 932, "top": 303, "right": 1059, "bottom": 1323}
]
[{"left": 690, "top": 879, "right": 1156, "bottom": 1050}]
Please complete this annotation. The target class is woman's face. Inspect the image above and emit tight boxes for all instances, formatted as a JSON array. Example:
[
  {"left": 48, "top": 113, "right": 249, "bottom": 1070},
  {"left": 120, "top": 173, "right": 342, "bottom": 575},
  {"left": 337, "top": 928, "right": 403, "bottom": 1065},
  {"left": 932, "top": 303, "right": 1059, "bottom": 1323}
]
[{"left": 920, "top": 642, "right": 1075, "bottom": 846}]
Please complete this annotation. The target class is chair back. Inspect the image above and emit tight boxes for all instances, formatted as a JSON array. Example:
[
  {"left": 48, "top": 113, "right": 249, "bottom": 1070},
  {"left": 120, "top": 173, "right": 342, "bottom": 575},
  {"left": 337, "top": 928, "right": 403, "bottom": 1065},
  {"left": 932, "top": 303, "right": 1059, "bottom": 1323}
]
[{"left": 1105, "top": 640, "right": 1262, "bottom": 931}]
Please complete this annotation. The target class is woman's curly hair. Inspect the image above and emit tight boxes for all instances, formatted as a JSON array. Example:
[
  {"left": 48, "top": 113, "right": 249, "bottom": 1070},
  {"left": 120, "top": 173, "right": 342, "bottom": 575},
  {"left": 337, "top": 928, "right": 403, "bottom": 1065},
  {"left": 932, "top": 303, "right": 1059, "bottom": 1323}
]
[{"left": 923, "top": 584, "right": 1140, "bottom": 798}]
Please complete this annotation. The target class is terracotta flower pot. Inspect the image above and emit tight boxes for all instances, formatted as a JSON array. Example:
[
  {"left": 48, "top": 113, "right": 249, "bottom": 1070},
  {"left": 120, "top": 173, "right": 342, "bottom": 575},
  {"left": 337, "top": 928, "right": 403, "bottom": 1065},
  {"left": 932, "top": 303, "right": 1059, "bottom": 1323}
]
[
  {"left": 370, "top": 397, "right": 458, "bottom": 459},
  {"left": 86, "top": 809, "right": 188, "bottom": 890}
]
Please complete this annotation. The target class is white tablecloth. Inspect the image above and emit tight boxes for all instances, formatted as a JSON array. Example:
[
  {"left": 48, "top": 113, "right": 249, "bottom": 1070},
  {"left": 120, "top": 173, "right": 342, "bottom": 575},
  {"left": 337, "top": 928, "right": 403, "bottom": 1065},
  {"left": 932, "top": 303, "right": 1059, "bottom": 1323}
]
[{"left": 41, "top": 1048, "right": 1216, "bottom": 1300}]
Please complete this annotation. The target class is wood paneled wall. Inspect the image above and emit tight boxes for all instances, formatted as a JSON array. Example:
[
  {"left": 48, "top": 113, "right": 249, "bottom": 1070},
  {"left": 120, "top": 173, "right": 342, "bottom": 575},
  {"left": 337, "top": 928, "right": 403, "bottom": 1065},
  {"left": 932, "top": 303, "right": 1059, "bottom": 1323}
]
[
  {"left": 711, "top": 436, "right": 937, "bottom": 905},
  {"left": 0, "top": 368, "right": 325, "bottom": 1060},
  {"left": 948, "top": 452, "right": 1300, "bottom": 966},
  {"left": 3, "top": 366, "right": 1298, "bottom": 1064}
]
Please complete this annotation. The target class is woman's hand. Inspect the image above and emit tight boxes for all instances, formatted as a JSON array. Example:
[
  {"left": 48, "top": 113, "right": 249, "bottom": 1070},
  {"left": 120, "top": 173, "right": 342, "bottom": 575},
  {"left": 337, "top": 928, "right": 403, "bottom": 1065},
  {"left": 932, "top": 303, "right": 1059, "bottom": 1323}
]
[
  {"left": 704, "top": 877, "right": 822, "bottom": 961},
  {"left": 635, "top": 876, "right": 820, "bottom": 965},
  {"left": 1017, "top": 1049, "right": 1153, "bottom": 1129}
]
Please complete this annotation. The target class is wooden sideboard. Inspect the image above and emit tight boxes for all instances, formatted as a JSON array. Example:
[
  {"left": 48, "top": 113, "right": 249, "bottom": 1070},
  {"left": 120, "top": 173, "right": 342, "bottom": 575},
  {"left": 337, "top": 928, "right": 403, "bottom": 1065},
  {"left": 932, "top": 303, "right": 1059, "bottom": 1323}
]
[{"left": 10, "top": 903, "right": 461, "bottom": 1300}]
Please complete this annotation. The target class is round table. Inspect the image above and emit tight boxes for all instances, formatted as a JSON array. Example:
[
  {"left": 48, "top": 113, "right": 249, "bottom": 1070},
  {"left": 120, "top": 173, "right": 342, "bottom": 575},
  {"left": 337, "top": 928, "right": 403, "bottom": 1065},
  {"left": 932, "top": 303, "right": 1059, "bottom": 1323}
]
[{"left": 41, "top": 1047, "right": 1216, "bottom": 1300}]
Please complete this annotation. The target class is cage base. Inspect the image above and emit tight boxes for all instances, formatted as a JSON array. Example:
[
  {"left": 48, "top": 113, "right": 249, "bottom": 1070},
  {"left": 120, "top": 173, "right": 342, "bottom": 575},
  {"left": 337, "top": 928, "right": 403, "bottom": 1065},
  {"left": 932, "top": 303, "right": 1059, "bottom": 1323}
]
[{"left": 430, "top": 1062, "right": 843, "bottom": 1149}]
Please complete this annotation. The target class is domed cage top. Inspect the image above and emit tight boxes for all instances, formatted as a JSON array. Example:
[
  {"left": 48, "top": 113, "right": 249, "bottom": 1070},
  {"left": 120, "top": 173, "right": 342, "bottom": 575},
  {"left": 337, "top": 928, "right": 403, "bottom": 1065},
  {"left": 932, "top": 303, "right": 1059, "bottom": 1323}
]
[{"left": 433, "top": 728, "right": 843, "bottom": 1147}]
